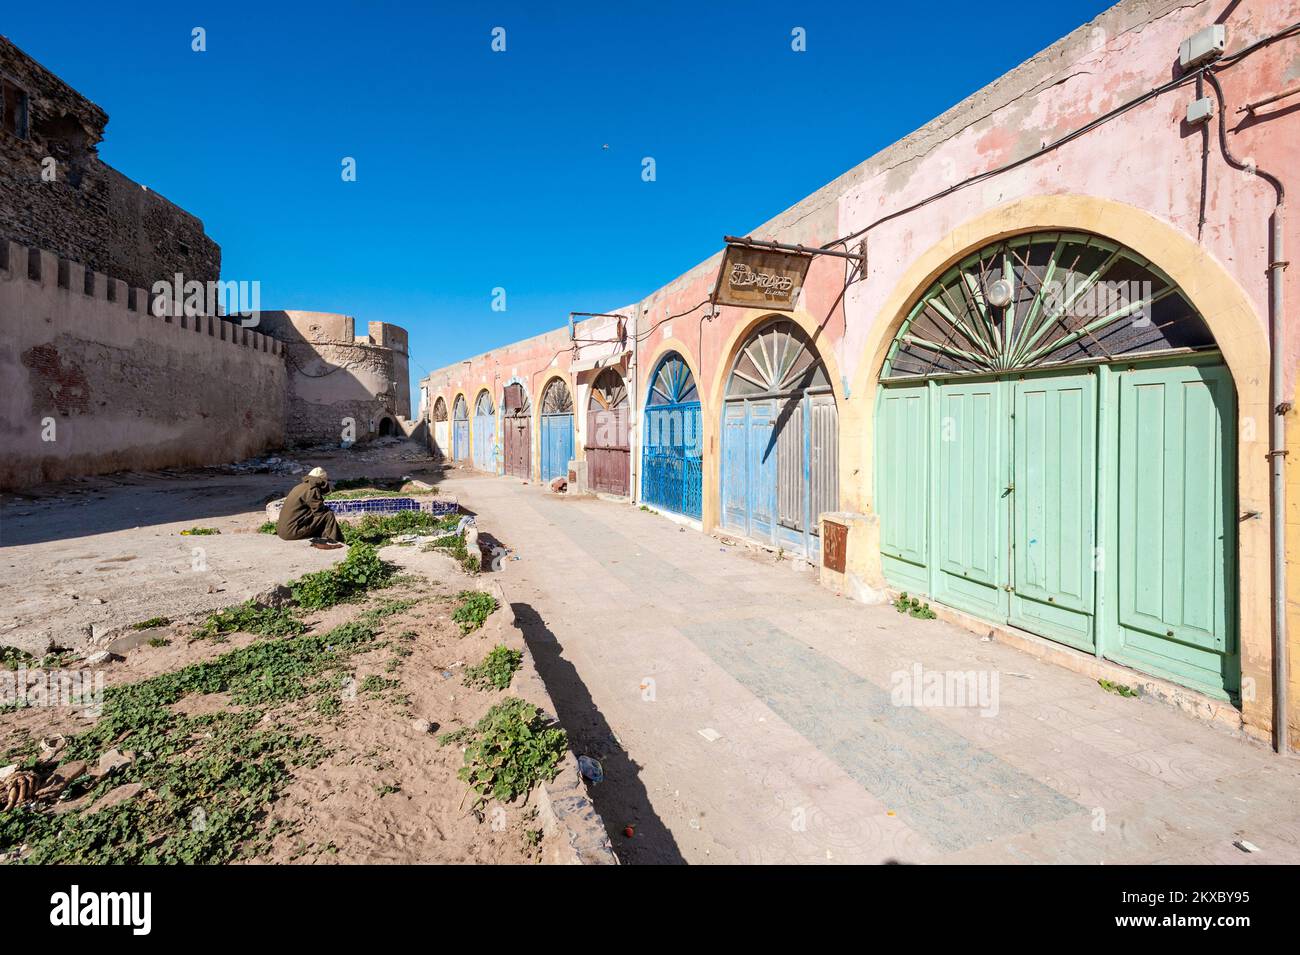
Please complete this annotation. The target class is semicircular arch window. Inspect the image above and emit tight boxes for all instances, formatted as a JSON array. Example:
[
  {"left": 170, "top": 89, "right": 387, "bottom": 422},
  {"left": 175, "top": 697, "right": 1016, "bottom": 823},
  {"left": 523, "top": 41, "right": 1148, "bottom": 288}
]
[{"left": 882, "top": 232, "right": 1215, "bottom": 380}]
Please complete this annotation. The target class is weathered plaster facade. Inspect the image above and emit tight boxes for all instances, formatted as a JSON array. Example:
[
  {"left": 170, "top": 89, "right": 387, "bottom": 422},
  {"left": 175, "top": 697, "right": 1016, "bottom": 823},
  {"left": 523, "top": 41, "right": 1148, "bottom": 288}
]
[
  {"left": 0, "top": 36, "right": 221, "bottom": 291},
  {"left": 257, "top": 310, "right": 411, "bottom": 446},
  {"left": 0, "top": 240, "right": 287, "bottom": 489},
  {"left": 424, "top": 0, "right": 1300, "bottom": 747}
]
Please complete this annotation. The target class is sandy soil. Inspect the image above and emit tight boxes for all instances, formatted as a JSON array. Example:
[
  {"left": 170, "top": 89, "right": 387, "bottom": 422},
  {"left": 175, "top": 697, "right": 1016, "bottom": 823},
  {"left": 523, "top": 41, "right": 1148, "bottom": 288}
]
[
  {"left": 0, "top": 439, "right": 438, "bottom": 658},
  {"left": 2, "top": 441, "right": 544, "bottom": 864}
]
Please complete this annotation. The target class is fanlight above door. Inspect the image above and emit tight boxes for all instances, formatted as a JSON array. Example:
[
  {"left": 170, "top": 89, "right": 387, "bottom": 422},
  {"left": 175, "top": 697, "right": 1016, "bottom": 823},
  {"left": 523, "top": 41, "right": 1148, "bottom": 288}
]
[
  {"left": 882, "top": 232, "right": 1216, "bottom": 380},
  {"left": 726, "top": 320, "right": 830, "bottom": 397},
  {"left": 541, "top": 379, "right": 573, "bottom": 414},
  {"left": 589, "top": 369, "right": 628, "bottom": 411}
]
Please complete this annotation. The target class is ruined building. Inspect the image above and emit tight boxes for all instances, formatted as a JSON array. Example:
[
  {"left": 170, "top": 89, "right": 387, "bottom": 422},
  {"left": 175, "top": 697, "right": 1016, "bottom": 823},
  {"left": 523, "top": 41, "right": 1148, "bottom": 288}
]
[{"left": 0, "top": 36, "right": 410, "bottom": 489}]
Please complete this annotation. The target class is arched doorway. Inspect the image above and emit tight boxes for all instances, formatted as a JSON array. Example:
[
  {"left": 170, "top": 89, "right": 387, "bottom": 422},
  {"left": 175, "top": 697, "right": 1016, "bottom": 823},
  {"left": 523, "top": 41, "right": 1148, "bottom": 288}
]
[
  {"left": 432, "top": 397, "right": 448, "bottom": 459},
  {"left": 874, "top": 230, "right": 1237, "bottom": 700},
  {"left": 377, "top": 415, "right": 396, "bottom": 437},
  {"left": 452, "top": 395, "right": 469, "bottom": 462},
  {"left": 642, "top": 352, "right": 702, "bottom": 519},
  {"left": 722, "top": 319, "right": 838, "bottom": 557},
  {"left": 539, "top": 378, "right": 574, "bottom": 482},
  {"left": 502, "top": 382, "right": 532, "bottom": 479},
  {"left": 472, "top": 390, "right": 496, "bottom": 472},
  {"left": 586, "top": 368, "right": 630, "bottom": 496}
]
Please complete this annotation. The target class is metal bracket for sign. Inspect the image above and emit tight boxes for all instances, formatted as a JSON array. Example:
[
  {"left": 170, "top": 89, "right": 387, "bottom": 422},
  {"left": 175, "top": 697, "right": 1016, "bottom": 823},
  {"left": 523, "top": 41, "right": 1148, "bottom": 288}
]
[{"left": 721, "top": 235, "right": 867, "bottom": 262}]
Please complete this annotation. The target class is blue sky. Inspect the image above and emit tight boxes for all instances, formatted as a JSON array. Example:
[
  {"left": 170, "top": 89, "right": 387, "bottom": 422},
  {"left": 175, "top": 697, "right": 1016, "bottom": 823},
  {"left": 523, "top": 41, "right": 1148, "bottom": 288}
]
[{"left": 6, "top": 0, "right": 1112, "bottom": 410}]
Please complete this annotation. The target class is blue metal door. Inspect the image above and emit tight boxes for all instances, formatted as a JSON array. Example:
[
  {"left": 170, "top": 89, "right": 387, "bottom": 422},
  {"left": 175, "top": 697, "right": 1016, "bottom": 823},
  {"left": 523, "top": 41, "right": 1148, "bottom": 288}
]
[
  {"left": 720, "top": 321, "right": 836, "bottom": 555},
  {"left": 472, "top": 391, "right": 496, "bottom": 472},
  {"left": 539, "top": 379, "right": 574, "bottom": 482},
  {"left": 452, "top": 396, "right": 469, "bottom": 462},
  {"left": 641, "top": 353, "right": 702, "bottom": 518}
]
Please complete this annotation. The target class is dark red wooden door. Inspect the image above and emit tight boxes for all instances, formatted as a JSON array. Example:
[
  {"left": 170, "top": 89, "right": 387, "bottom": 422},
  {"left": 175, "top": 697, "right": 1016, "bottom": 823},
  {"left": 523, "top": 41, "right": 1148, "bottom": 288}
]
[
  {"left": 503, "top": 416, "right": 531, "bottom": 479},
  {"left": 587, "top": 369, "right": 630, "bottom": 496}
]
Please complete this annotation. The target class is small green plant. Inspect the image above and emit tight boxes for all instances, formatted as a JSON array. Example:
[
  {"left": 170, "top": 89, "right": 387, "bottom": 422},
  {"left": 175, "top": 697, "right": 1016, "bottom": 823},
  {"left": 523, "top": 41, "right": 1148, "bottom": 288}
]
[
  {"left": 424, "top": 531, "right": 480, "bottom": 574},
  {"left": 196, "top": 601, "right": 305, "bottom": 639},
  {"left": 376, "top": 783, "right": 401, "bottom": 797},
  {"left": 290, "top": 543, "right": 394, "bottom": 610},
  {"left": 339, "top": 511, "right": 458, "bottom": 547},
  {"left": 452, "top": 590, "right": 498, "bottom": 635},
  {"left": 147, "top": 637, "right": 171, "bottom": 648},
  {"left": 258, "top": 521, "right": 277, "bottom": 534},
  {"left": 1099, "top": 678, "right": 1139, "bottom": 698},
  {"left": 131, "top": 616, "right": 171, "bottom": 630},
  {"left": 1, "top": 646, "right": 36, "bottom": 670},
  {"left": 463, "top": 645, "right": 522, "bottom": 690},
  {"left": 440, "top": 698, "right": 567, "bottom": 807},
  {"left": 892, "top": 592, "right": 937, "bottom": 620},
  {"left": 360, "top": 674, "right": 399, "bottom": 695},
  {"left": 180, "top": 527, "right": 220, "bottom": 536}
]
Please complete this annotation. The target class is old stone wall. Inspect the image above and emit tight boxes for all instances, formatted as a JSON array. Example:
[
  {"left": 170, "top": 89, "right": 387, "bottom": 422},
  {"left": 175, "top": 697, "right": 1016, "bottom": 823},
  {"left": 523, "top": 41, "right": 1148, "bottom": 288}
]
[
  {"left": 258, "top": 310, "right": 410, "bottom": 446},
  {"left": 0, "top": 35, "right": 220, "bottom": 292},
  {"left": 0, "top": 240, "right": 286, "bottom": 489}
]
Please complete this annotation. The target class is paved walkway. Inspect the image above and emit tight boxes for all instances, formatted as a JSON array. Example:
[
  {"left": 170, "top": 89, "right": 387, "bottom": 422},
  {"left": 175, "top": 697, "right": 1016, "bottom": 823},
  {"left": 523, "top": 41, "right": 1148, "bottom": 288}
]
[{"left": 443, "top": 469, "right": 1300, "bottom": 864}]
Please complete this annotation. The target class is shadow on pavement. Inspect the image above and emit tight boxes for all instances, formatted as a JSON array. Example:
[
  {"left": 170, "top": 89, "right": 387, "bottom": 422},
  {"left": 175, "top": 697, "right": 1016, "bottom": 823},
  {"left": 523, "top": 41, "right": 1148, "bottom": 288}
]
[{"left": 511, "top": 601, "right": 685, "bottom": 864}]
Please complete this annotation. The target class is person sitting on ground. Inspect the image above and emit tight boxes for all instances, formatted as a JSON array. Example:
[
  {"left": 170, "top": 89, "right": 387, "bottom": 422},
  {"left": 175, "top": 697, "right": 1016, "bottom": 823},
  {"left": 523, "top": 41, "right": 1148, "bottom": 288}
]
[{"left": 276, "top": 467, "right": 345, "bottom": 545}]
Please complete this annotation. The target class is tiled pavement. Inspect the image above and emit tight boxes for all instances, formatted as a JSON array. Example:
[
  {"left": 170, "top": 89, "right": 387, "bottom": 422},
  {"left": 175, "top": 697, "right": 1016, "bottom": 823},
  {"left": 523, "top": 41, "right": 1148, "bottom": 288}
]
[{"left": 443, "top": 471, "right": 1300, "bottom": 865}]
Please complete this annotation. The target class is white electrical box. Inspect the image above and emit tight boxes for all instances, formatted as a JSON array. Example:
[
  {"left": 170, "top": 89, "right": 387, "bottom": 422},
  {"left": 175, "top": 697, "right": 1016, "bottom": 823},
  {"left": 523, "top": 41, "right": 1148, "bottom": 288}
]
[
  {"left": 1179, "top": 24, "right": 1226, "bottom": 69},
  {"left": 1186, "top": 96, "right": 1216, "bottom": 126}
]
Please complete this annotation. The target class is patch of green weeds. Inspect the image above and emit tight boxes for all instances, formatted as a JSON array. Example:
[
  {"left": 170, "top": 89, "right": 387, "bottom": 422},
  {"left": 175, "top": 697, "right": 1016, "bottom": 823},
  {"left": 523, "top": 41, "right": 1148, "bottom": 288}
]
[
  {"left": 0, "top": 617, "right": 388, "bottom": 864},
  {"left": 439, "top": 698, "right": 566, "bottom": 807},
  {"left": 359, "top": 675, "right": 399, "bottom": 695},
  {"left": 147, "top": 637, "right": 171, "bottom": 648},
  {"left": 452, "top": 591, "right": 498, "bottom": 635},
  {"left": 2, "top": 646, "right": 36, "bottom": 670},
  {"left": 892, "top": 592, "right": 937, "bottom": 620},
  {"left": 131, "top": 616, "right": 171, "bottom": 630},
  {"left": 258, "top": 521, "right": 277, "bottom": 534},
  {"left": 180, "top": 527, "right": 220, "bottom": 536},
  {"left": 1099, "top": 678, "right": 1139, "bottom": 698},
  {"left": 423, "top": 530, "right": 481, "bottom": 574},
  {"left": 290, "top": 543, "right": 393, "bottom": 610},
  {"left": 339, "top": 511, "right": 458, "bottom": 547},
  {"left": 196, "top": 602, "right": 305, "bottom": 640},
  {"left": 463, "top": 645, "right": 521, "bottom": 690}
]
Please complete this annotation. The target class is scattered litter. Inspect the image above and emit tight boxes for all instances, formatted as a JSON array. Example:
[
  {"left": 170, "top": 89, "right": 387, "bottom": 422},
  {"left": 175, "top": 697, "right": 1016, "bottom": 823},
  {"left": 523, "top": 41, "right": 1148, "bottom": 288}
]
[
  {"left": 225, "top": 454, "right": 305, "bottom": 476},
  {"left": 84, "top": 650, "right": 123, "bottom": 667},
  {"left": 577, "top": 755, "right": 604, "bottom": 784},
  {"left": 1235, "top": 840, "right": 1261, "bottom": 853},
  {"left": 689, "top": 818, "right": 701, "bottom": 830},
  {"left": 697, "top": 728, "right": 722, "bottom": 743},
  {"left": 623, "top": 825, "right": 635, "bottom": 838},
  {"left": 980, "top": 632, "right": 994, "bottom": 642}
]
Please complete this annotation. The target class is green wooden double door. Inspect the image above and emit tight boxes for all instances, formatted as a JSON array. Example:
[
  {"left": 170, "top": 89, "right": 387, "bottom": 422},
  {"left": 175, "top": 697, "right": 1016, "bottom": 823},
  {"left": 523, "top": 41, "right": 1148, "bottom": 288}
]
[{"left": 877, "top": 360, "right": 1238, "bottom": 700}]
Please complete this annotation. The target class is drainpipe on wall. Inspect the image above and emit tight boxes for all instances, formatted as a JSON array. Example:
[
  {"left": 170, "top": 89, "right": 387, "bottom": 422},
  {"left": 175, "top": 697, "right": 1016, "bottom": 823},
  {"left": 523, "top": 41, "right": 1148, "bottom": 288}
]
[
  {"left": 1205, "top": 70, "right": 1288, "bottom": 755},
  {"left": 1267, "top": 206, "right": 1289, "bottom": 756}
]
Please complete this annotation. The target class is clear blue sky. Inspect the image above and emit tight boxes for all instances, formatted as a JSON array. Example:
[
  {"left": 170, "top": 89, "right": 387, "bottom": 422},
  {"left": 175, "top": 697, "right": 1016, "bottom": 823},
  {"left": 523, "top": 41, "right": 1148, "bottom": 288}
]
[{"left": 6, "top": 0, "right": 1112, "bottom": 410}]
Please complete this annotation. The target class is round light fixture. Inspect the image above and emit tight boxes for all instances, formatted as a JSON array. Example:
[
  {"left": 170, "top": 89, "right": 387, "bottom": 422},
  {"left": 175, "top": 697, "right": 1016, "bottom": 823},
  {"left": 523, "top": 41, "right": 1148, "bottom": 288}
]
[{"left": 986, "top": 276, "right": 1013, "bottom": 308}]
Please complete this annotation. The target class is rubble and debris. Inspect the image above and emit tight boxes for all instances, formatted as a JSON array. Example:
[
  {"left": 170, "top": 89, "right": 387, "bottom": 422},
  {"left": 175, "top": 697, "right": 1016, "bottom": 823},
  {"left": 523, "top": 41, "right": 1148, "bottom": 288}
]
[{"left": 225, "top": 455, "right": 306, "bottom": 476}]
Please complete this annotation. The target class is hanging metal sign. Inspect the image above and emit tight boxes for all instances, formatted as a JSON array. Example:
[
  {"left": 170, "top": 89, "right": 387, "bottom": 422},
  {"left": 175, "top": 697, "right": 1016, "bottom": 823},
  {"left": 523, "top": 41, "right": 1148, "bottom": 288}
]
[{"left": 711, "top": 241, "right": 813, "bottom": 311}]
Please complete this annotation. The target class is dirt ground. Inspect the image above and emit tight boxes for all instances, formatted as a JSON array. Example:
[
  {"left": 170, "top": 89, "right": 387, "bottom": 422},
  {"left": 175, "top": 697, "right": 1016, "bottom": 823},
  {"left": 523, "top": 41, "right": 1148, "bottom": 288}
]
[
  {"left": 1, "top": 440, "right": 546, "bottom": 864},
  {"left": 0, "top": 439, "right": 436, "bottom": 658}
]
